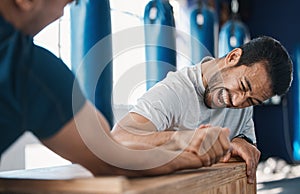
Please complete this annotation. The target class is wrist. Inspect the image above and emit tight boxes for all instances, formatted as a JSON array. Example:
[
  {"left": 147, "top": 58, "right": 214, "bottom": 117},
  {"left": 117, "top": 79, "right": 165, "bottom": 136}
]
[{"left": 233, "top": 134, "right": 254, "bottom": 145}]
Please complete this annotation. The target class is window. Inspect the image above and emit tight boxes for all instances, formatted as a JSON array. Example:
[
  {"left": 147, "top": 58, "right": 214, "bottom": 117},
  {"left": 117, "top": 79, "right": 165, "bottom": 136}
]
[
  {"left": 35, "top": 1, "right": 150, "bottom": 106},
  {"left": 34, "top": 6, "right": 71, "bottom": 69},
  {"left": 111, "top": 0, "right": 150, "bottom": 105}
]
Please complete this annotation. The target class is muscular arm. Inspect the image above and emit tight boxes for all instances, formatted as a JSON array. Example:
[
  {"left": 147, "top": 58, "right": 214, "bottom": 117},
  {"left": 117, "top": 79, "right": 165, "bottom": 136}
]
[
  {"left": 112, "top": 112, "right": 232, "bottom": 167},
  {"left": 41, "top": 101, "right": 230, "bottom": 176},
  {"left": 41, "top": 101, "right": 126, "bottom": 176},
  {"left": 112, "top": 112, "right": 175, "bottom": 148}
]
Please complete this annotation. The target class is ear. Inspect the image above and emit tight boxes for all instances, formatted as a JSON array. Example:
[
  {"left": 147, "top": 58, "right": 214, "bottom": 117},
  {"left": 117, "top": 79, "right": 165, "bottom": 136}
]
[
  {"left": 15, "top": 0, "right": 35, "bottom": 12},
  {"left": 224, "top": 48, "right": 243, "bottom": 67}
]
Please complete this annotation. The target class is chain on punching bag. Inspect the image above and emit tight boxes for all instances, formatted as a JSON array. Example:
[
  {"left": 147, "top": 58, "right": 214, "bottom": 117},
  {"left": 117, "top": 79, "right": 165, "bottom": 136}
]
[
  {"left": 144, "top": 0, "right": 177, "bottom": 90},
  {"left": 293, "top": 45, "right": 300, "bottom": 161},
  {"left": 70, "top": 0, "right": 114, "bottom": 127},
  {"left": 188, "top": 0, "right": 218, "bottom": 64},
  {"left": 218, "top": 0, "right": 250, "bottom": 57}
]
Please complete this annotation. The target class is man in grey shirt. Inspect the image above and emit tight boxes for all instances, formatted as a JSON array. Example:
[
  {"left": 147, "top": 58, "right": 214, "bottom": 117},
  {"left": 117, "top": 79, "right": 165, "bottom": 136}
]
[
  {"left": 131, "top": 56, "right": 255, "bottom": 141},
  {"left": 112, "top": 36, "right": 293, "bottom": 183}
]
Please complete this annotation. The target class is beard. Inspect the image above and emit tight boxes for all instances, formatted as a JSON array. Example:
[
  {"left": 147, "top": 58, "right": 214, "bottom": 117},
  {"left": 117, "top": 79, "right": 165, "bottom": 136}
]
[
  {"left": 203, "top": 68, "right": 230, "bottom": 109},
  {"left": 204, "top": 87, "right": 213, "bottom": 108}
]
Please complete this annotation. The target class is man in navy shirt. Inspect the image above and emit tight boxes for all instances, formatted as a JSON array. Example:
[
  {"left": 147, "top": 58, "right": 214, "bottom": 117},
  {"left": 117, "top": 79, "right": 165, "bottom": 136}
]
[{"left": 0, "top": 0, "right": 231, "bottom": 176}]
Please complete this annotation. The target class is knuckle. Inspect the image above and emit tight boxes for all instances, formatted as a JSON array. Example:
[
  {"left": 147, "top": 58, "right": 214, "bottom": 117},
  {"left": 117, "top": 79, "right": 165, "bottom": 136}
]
[
  {"left": 222, "top": 143, "right": 230, "bottom": 152},
  {"left": 201, "top": 155, "right": 211, "bottom": 166},
  {"left": 215, "top": 148, "right": 225, "bottom": 157}
]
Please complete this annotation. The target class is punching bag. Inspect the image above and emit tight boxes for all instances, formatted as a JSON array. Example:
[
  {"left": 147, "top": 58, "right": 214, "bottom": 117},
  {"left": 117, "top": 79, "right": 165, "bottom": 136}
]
[
  {"left": 218, "top": 20, "right": 250, "bottom": 57},
  {"left": 188, "top": 0, "right": 218, "bottom": 64},
  {"left": 293, "top": 45, "right": 300, "bottom": 161},
  {"left": 144, "top": 0, "right": 177, "bottom": 90},
  {"left": 70, "top": 0, "right": 114, "bottom": 127},
  {"left": 218, "top": 0, "right": 250, "bottom": 57}
]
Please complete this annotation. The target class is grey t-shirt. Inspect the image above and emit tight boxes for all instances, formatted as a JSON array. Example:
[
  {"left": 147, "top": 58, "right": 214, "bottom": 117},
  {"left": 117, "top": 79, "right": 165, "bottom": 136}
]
[{"left": 130, "top": 57, "right": 256, "bottom": 143}]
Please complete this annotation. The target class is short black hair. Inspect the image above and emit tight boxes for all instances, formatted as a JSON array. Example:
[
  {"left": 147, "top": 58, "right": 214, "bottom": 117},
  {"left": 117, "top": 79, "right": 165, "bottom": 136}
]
[{"left": 236, "top": 36, "right": 293, "bottom": 96}]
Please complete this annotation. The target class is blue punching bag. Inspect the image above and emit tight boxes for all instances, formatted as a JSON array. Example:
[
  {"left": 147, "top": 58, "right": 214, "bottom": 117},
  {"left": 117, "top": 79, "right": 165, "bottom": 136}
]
[
  {"left": 144, "top": 0, "right": 177, "bottom": 90},
  {"left": 293, "top": 45, "right": 300, "bottom": 161},
  {"left": 188, "top": 0, "right": 218, "bottom": 64},
  {"left": 218, "top": 0, "right": 250, "bottom": 57},
  {"left": 218, "top": 20, "right": 250, "bottom": 57},
  {"left": 70, "top": 0, "right": 113, "bottom": 127}
]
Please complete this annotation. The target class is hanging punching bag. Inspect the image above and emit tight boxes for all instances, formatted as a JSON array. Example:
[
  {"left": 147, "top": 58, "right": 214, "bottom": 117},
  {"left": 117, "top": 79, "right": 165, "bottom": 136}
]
[
  {"left": 293, "top": 45, "right": 300, "bottom": 161},
  {"left": 188, "top": 0, "right": 218, "bottom": 64},
  {"left": 218, "top": 0, "right": 250, "bottom": 57},
  {"left": 218, "top": 20, "right": 250, "bottom": 57},
  {"left": 70, "top": 0, "right": 114, "bottom": 127},
  {"left": 144, "top": 0, "right": 177, "bottom": 90}
]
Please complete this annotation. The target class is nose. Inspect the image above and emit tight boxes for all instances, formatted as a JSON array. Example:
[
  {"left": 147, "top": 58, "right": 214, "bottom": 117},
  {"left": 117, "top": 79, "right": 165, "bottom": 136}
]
[{"left": 231, "top": 92, "right": 246, "bottom": 107}]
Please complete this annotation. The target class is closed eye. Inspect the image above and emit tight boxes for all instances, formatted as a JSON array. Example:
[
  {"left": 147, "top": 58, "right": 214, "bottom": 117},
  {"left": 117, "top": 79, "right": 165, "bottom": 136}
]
[
  {"left": 245, "top": 77, "right": 252, "bottom": 92},
  {"left": 240, "top": 80, "right": 246, "bottom": 92}
]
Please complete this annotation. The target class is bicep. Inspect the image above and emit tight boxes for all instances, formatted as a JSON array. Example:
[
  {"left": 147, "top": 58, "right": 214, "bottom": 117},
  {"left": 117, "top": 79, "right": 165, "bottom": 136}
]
[
  {"left": 115, "top": 112, "right": 157, "bottom": 132},
  {"left": 112, "top": 112, "right": 175, "bottom": 147},
  {"left": 112, "top": 112, "right": 157, "bottom": 141}
]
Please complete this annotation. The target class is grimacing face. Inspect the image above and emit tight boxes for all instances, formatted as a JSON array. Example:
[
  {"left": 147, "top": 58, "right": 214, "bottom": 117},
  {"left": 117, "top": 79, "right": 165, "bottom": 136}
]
[{"left": 204, "top": 61, "right": 274, "bottom": 109}]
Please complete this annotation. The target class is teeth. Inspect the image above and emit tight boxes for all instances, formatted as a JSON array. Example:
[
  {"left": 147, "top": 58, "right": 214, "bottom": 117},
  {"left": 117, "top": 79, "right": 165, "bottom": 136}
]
[
  {"left": 222, "top": 90, "right": 227, "bottom": 105},
  {"left": 218, "top": 89, "right": 228, "bottom": 106},
  {"left": 223, "top": 90, "right": 229, "bottom": 106},
  {"left": 218, "top": 97, "right": 221, "bottom": 105},
  {"left": 218, "top": 89, "right": 224, "bottom": 105}
]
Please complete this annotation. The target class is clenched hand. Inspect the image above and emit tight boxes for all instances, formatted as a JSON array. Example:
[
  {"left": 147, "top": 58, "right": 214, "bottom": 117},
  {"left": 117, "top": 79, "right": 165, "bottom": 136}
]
[{"left": 163, "top": 125, "right": 231, "bottom": 168}]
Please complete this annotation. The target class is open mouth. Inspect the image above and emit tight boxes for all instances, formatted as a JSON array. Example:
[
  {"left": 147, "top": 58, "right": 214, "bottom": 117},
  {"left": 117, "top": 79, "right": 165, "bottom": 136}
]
[
  {"left": 216, "top": 89, "right": 229, "bottom": 107},
  {"left": 217, "top": 89, "right": 225, "bottom": 106},
  {"left": 204, "top": 88, "right": 230, "bottom": 108}
]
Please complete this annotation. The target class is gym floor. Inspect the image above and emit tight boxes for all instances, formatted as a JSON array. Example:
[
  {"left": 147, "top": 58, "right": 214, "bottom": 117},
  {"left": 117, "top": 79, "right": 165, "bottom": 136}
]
[{"left": 257, "top": 158, "right": 300, "bottom": 194}]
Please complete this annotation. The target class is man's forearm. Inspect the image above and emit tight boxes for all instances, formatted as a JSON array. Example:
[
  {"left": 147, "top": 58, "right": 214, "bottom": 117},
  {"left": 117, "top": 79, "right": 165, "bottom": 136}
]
[
  {"left": 111, "top": 112, "right": 178, "bottom": 149},
  {"left": 112, "top": 123, "right": 175, "bottom": 149}
]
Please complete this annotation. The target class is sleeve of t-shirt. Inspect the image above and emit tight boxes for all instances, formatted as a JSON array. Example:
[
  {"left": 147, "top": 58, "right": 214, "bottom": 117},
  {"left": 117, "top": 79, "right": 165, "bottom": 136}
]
[
  {"left": 240, "top": 107, "right": 257, "bottom": 144},
  {"left": 130, "top": 80, "right": 182, "bottom": 131},
  {"left": 19, "top": 44, "right": 86, "bottom": 139}
]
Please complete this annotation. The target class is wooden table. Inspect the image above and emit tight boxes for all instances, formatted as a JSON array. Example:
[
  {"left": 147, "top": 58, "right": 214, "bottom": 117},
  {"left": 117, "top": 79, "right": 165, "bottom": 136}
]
[{"left": 0, "top": 161, "right": 256, "bottom": 194}]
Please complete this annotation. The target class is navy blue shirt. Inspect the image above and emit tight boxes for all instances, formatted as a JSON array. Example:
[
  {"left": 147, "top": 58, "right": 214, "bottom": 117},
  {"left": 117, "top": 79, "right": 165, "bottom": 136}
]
[{"left": 0, "top": 15, "right": 86, "bottom": 154}]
